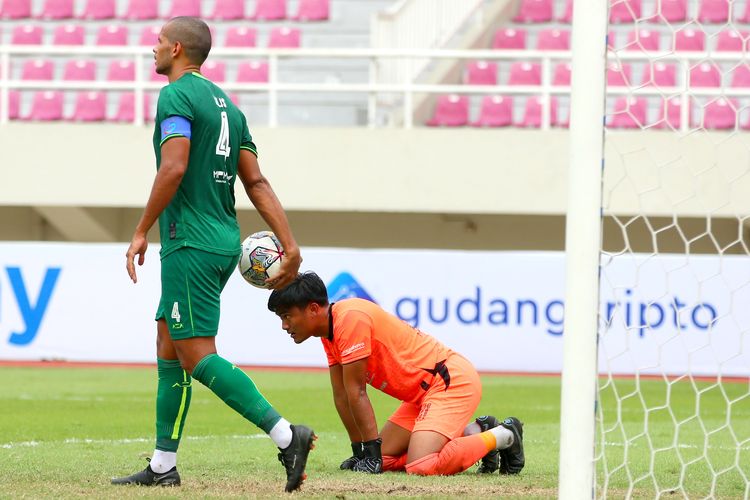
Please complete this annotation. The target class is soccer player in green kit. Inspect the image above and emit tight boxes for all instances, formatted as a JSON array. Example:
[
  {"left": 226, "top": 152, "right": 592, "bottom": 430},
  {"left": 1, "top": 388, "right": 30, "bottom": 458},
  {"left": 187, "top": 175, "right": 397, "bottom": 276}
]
[{"left": 112, "top": 17, "right": 315, "bottom": 493}]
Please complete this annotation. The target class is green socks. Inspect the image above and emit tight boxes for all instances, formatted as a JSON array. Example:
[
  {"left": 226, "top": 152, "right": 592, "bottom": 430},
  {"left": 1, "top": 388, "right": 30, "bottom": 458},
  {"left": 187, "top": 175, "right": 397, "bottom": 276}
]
[
  {"left": 155, "top": 358, "right": 192, "bottom": 452},
  {"left": 192, "top": 353, "right": 282, "bottom": 433}
]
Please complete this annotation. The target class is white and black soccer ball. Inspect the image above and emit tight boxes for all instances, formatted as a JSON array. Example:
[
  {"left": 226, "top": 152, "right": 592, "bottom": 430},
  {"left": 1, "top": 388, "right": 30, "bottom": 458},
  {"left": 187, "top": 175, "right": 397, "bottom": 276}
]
[{"left": 238, "top": 231, "right": 283, "bottom": 288}]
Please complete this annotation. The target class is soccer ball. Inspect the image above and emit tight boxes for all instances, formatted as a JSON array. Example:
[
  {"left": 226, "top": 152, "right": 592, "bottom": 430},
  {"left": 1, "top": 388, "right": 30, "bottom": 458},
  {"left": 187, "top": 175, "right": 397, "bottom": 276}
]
[{"left": 238, "top": 231, "right": 283, "bottom": 288}]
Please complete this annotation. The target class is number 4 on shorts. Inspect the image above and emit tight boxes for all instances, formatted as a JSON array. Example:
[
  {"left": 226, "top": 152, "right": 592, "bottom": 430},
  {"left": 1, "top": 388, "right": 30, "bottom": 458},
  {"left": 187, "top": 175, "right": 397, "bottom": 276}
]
[{"left": 171, "top": 302, "right": 181, "bottom": 323}]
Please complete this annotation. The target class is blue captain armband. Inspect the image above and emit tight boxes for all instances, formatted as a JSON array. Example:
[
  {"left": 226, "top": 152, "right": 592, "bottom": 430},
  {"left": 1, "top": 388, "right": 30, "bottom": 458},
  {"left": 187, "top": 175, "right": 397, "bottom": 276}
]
[{"left": 160, "top": 115, "right": 192, "bottom": 144}]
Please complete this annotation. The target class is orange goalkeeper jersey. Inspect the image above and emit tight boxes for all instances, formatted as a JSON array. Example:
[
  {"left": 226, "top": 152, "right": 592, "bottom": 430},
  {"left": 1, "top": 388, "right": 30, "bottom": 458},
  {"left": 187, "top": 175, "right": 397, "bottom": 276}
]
[{"left": 321, "top": 298, "right": 455, "bottom": 404}]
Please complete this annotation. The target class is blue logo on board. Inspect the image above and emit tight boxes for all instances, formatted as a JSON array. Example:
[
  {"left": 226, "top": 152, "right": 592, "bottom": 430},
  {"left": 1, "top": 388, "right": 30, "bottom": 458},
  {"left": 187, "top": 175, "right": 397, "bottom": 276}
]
[{"left": 326, "top": 272, "right": 376, "bottom": 303}]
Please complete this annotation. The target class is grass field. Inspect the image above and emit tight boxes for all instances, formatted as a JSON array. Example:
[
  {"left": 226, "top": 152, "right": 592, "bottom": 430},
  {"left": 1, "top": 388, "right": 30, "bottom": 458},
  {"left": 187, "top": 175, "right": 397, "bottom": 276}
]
[{"left": 0, "top": 366, "right": 748, "bottom": 499}]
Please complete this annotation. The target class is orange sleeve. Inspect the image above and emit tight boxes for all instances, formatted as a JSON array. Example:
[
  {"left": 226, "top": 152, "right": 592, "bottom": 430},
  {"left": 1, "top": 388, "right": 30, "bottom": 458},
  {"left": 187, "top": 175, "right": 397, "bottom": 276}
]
[
  {"left": 334, "top": 310, "right": 373, "bottom": 365},
  {"left": 321, "top": 338, "right": 338, "bottom": 367}
]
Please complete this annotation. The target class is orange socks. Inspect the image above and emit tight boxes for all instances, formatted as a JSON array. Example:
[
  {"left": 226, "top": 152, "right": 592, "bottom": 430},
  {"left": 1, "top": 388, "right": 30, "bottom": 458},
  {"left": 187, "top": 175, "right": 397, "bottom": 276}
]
[{"left": 405, "top": 434, "right": 492, "bottom": 476}]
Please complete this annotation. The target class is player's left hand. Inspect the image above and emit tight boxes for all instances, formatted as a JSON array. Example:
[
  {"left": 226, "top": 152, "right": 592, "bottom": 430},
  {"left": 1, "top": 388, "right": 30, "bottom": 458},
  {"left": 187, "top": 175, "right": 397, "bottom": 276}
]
[
  {"left": 126, "top": 232, "right": 148, "bottom": 284},
  {"left": 267, "top": 245, "right": 302, "bottom": 289},
  {"left": 352, "top": 438, "right": 382, "bottom": 474}
]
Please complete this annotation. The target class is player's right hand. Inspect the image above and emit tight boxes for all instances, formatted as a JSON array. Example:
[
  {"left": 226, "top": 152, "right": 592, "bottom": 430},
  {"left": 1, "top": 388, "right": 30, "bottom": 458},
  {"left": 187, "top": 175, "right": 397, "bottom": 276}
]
[
  {"left": 352, "top": 438, "right": 382, "bottom": 474},
  {"left": 340, "top": 442, "right": 364, "bottom": 470},
  {"left": 126, "top": 232, "right": 148, "bottom": 284},
  {"left": 269, "top": 245, "right": 302, "bottom": 289}
]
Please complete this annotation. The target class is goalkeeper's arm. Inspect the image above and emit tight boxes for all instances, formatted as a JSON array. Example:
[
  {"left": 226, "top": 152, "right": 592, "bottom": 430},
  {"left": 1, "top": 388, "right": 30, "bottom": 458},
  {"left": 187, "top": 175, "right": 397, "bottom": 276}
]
[
  {"left": 342, "top": 358, "right": 382, "bottom": 473},
  {"left": 330, "top": 364, "right": 367, "bottom": 469}
]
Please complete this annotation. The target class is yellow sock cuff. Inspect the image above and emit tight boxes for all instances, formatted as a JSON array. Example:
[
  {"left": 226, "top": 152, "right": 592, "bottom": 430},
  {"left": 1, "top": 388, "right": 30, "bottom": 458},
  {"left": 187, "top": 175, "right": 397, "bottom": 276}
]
[{"left": 479, "top": 430, "right": 496, "bottom": 452}]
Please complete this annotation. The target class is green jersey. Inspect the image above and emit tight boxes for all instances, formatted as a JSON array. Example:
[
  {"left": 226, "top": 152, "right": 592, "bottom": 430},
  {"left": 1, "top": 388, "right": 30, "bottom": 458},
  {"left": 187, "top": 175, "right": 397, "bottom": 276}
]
[{"left": 153, "top": 72, "right": 257, "bottom": 259}]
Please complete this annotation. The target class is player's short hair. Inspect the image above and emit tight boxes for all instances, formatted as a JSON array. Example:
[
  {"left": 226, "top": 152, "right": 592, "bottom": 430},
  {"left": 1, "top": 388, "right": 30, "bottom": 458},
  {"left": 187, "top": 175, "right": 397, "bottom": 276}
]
[
  {"left": 165, "top": 16, "right": 212, "bottom": 66},
  {"left": 268, "top": 272, "right": 329, "bottom": 313}
]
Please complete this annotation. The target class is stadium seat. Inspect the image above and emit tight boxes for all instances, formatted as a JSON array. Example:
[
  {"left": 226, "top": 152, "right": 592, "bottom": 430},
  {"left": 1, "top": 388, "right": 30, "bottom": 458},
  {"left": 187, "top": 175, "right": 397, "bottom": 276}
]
[
  {"left": 472, "top": 95, "right": 513, "bottom": 127},
  {"left": 250, "top": 0, "right": 286, "bottom": 20},
  {"left": 209, "top": 0, "right": 244, "bottom": 19},
  {"left": 123, "top": 0, "right": 158, "bottom": 19},
  {"left": 689, "top": 62, "right": 721, "bottom": 87},
  {"left": 27, "top": 91, "right": 64, "bottom": 120},
  {"left": 292, "top": 0, "right": 329, "bottom": 21},
  {"left": 236, "top": 61, "right": 269, "bottom": 82},
  {"left": 150, "top": 66, "right": 168, "bottom": 83},
  {"left": 79, "top": 0, "right": 115, "bottom": 19},
  {"left": 699, "top": 97, "right": 736, "bottom": 129},
  {"left": 559, "top": 0, "right": 573, "bottom": 23},
  {"left": 608, "top": 96, "right": 647, "bottom": 128},
  {"left": 697, "top": 0, "right": 730, "bottom": 23},
  {"left": 651, "top": 0, "right": 687, "bottom": 22},
  {"left": 164, "top": 0, "right": 200, "bottom": 17},
  {"left": 739, "top": 1, "right": 750, "bottom": 22},
  {"left": 21, "top": 59, "right": 54, "bottom": 80},
  {"left": 63, "top": 59, "right": 96, "bottom": 80},
  {"left": 113, "top": 92, "right": 152, "bottom": 122},
  {"left": 96, "top": 24, "right": 128, "bottom": 45},
  {"left": 0, "top": 0, "right": 32, "bottom": 18},
  {"left": 4, "top": 90, "right": 21, "bottom": 120},
  {"left": 624, "top": 28, "right": 660, "bottom": 51},
  {"left": 653, "top": 96, "right": 685, "bottom": 129},
  {"left": 224, "top": 26, "right": 257, "bottom": 47},
  {"left": 508, "top": 62, "right": 541, "bottom": 86},
  {"left": 107, "top": 60, "right": 135, "bottom": 81},
  {"left": 730, "top": 64, "right": 750, "bottom": 87},
  {"left": 607, "top": 61, "right": 632, "bottom": 86},
  {"left": 492, "top": 28, "right": 526, "bottom": 49},
  {"left": 465, "top": 61, "right": 497, "bottom": 86},
  {"left": 70, "top": 91, "right": 106, "bottom": 121},
  {"left": 513, "top": 0, "right": 553, "bottom": 23},
  {"left": 139, "top": 25, "right": 160, "bottom": 46},
  {"left": 674, "top": 28, "right": 705, "bottom": 51},
  {"left": 426, "top": 94, "right": 469, "bottom": 127},
  {"left": 716, "top": 28, "right": 748, "bottom": 51},
  {"left": 552, "top": 62, "right": 571, "bottom": 85},
  {"left": 53, "top": 24, "right": 85, "bottom": 44},
  {"left": 517, "top": 96, "right": 558, "bottom": 128},
  {"left": 610, "top": 0, "right": 641, "bottom": 23},
  {"left": 201, "top": 60, "right": 226, "bottom": 82},
  {"left": 642, "top": 61, "right": 677, "bottom": 87},
  {"left": 268, "top": 27, "right": 300, "bottom": 48},
  {"left": 36, "top": 0, "right": 73, "bottom": 19},
  {"left": 11, "top": 24, "right": 43, "bottom": 44},
  {"left": 536, "top": 28, "right": 570, "bottom": 50}
]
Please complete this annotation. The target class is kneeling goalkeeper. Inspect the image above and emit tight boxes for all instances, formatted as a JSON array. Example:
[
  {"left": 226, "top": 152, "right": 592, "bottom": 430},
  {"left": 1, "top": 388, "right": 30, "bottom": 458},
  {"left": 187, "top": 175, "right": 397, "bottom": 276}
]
[{"left": 268, "top": 272, "right": 525, "bottom": 476}]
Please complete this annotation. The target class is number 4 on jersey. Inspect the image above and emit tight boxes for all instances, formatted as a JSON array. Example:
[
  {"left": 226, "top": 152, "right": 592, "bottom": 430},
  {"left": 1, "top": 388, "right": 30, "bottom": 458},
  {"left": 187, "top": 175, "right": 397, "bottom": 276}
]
[{"left": 214, "top": 97, "right": 230, "bottom": 158}]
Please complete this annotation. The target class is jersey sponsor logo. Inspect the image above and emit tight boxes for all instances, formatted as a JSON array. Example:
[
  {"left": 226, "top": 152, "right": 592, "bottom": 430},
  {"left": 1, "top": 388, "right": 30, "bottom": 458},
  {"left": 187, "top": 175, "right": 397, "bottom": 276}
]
[
  {"left": 341, "top": 342, "right": 365, "bottom": 357},
  {"left": 327, "top": 272, "right": 376, "bottom": 303},
  {"left": 213, "top": 171, "right": 233, "bottom": 184}
]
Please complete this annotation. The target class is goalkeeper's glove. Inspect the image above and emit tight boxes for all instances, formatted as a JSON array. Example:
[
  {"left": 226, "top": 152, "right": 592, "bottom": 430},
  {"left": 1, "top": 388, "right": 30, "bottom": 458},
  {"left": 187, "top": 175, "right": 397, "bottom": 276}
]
[
  {"left": 340, "top": 442, "right": 364, "bottom": 470},
  {"left": 352, "top": 438, "right": 382, "bottom": 474}
]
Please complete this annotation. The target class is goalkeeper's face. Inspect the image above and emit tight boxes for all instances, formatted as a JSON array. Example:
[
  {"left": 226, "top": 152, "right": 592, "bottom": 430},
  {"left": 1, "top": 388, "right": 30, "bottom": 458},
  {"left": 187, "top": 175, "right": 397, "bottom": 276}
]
[{"left": 276, "top": 305, "right": 317, "bottom": 344}]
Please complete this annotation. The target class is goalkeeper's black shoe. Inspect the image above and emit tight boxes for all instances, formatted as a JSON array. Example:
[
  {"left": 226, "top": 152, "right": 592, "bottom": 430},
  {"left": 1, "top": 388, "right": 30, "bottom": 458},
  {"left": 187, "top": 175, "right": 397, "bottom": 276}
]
[
  {"left": 498, "top": 417, "right": 525, "bottom": 475},
  {"left": 475, "top": 415, "right": 501, "bottom": 474},
  {"left": 277, "top": 424, "right": 316, "bottom": 492},
  {"left": 110, "top": 462, "right": 181, "bottom": 487}
]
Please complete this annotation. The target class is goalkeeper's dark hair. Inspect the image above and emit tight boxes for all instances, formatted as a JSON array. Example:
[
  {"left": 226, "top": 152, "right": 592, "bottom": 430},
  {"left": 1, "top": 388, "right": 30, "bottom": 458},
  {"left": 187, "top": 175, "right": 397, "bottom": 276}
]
[{"left": 268, "top": 271, "right": 329, "bottom": 313}]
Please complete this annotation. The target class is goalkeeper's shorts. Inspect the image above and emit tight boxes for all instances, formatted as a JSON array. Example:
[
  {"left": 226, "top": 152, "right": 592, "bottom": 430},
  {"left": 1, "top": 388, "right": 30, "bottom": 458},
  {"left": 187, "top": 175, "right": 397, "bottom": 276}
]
[{"left": 387, "top": 353, "right": 482, "bottom": 440}]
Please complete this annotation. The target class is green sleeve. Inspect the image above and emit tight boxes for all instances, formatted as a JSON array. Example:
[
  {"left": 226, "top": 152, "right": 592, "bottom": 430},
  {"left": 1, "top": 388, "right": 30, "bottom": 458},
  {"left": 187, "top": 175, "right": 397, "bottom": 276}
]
[
  {"left": 239, "top": 112, "right": 258, "bottom": 157},
  {"left": 156, "top": 85, "right": 194, "bottom": 123}
]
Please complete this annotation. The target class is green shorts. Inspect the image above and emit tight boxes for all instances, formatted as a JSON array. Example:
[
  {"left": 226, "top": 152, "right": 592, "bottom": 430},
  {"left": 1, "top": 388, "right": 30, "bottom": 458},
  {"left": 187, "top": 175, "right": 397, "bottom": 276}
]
[{"left": 155, "top": 247, "right": 240, "bottom": 340}]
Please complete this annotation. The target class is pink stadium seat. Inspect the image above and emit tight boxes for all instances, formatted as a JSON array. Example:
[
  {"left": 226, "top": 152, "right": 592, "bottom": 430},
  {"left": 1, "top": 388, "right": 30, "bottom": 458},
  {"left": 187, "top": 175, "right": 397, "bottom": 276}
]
[
  {"left": 201, "top": 60, "right": 226, "bottom": 82},
  {"left": 642, "top": 61, "right": 677, "bottom": 87},
  {"left": 625, "top": 28, "right": 660, "bottom": 51},
  {"left": 53, "top": 24, "right": 85, "bottom": 45},
  {"left": 653, "top": 97, "right": 685, "bottom": 129},
  {"left": 209, "top": 0, "right": 244, "bottom": 19},
  {"left": 513, "top": 0, "right": 553, "bottom": 22},
  {"left": 689, "top": 62, "right": 721, "bottom": 87},
  {"left": 36, "top": 0, "right": 73, "bottom": 19},
  {"left": 699, "top": 97, "right": 736, "bottom": 129},
  {"left": 465, "top": 61, "right": 497, "bottom": 86},
  {"left": 21, "top": 59, "right": 54, "bottom": 80},
  {"left": 610, "top": 0, "right": 641, "bottom": 23},
  {"left": 97, "top": 24, "right": 128, "bottom": 45},
  {"left": 292, "top": 0, "right": 329, "bottom": 21},
  {"left": 113, "top": 92, "right": 152, "bottom": 122},
  {"left": 607, "top": 29, "right": 617, "bottom": 49},
  {"left": 517, "top": 96, "right": 558, "bottom": 128},
  {"left": 4, "top": 91, "right": 21, "bottom": 120},
  {"left": 739, "top": 2, "right": 750, "bottom": 22},
  {"left": 139, "top": 25, "right": 160, "bottom": 46},
  {"left": 472, "top": 95, "right": 513, "bottom": 127},
  {"left": 268, "top": 27, "right": 300, "bottom": 48},
  {"left": 553, "top": 62, "right": 571, "bottom": 85},
  {"left": 536, "top": 28, "right": 570, "bottom": 50},
  {"left": 123, "top": 0, "right": 158, "bottom": 19},
  {"left": 250, "top": 0, "right": 286, "bottom": 20},
  {"left": 716, "top": 29, "right": 748, "bottom": 51},
  {"left": 607, "top": 62, "right": 632, "bottom": 86},
  {"left": 697, "top": 0, "right": 729, "bottom": 23},
  {"left": 107, "top": 60, "right": 135, "bottom": 81},
  {"left": 608, "top": 96, "right": 647, "bottom": 128},
  {"left": 70, "top": 91, "right": 106, "bottom": 121},
  {"left": 12, "top": 25, "right": 43, "bottom": 44},
  {"left": 492, "top": 28, "right": 526, "bottom": 49},
  {"left": 165, "top": 0, "right": 200, "bottom": 18},
  {"left": 426, "top": 94, "right": 469, "bottom": 127},
  {"left": 237, "top": 61, "right": 269, "bottom": 82},
  {"left": 63, "top": 59, "right": 96, "bottom": 80},
  {"left": 27, "top": 91, "right": 63, "bottom": 120},
  {"left": 731, "top": 64, "right": 750, "bottom": 87},
  {"left": 79, "top": 0, "right": 115, "bottom": 19},
  {"left": 150, "top": 66, "right": 168, "bottom": 83},
  {"left": 559, "top": 0, "right": 573, "bottom": 23},
  {"left": 225, "top": 26, "right": 257, "bottom": 47},
  {"left": 1, "top": 0, "right": 31, "bottom": 18},
  {"left": 508, "top": 62, "right": 541, "bottom": 86},
  {"left": 651, "top": 0, "right": 687, "bottom": 22},
  {"left": 674, "top": 28, "right": 705, "bottom": 51}
]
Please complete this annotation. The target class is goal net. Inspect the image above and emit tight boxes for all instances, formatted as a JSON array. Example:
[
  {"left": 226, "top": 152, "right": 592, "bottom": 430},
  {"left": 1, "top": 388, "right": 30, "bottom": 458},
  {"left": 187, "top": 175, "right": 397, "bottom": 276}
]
[{"left": 595, "top": 0, "right": 750, "bottom": 497}]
